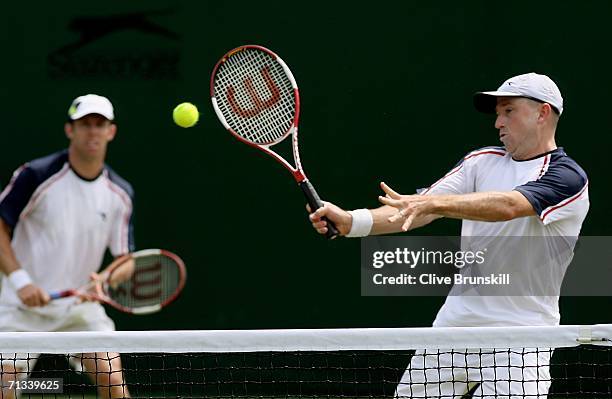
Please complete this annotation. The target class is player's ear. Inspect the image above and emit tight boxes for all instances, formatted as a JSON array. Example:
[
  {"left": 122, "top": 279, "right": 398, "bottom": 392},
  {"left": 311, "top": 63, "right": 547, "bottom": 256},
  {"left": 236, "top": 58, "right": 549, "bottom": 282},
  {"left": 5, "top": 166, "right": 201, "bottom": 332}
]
[
  {"left": 107, "top": 123, "right": 117, "bottom": 141},
  {"left": 64, "top": 122, "right": 73, "bottom": 139},
  {"left": 538, "top": 103, "right": 552, "bottom": 123}
]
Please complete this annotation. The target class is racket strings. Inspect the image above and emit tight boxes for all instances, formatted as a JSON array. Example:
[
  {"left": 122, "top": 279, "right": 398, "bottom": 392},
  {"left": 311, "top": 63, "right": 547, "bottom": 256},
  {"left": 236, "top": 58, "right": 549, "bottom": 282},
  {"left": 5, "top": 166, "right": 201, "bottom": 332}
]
[
  {"left": 108, "top": 256, "right": 180, "bottom": 309},
  {"left": 219, "top": 52, "right": 290, "bottom": 144},
  {"left": 214, "top": 49, "right": 296, "bottom": 145},
  {"left": 220, "top": 51, "right": 289, "bottom": 144}
]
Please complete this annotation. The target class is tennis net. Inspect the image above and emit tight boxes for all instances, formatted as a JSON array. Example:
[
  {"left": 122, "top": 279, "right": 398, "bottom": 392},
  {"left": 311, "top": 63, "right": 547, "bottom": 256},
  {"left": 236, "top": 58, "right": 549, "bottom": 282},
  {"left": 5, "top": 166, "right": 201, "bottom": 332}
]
[{"left": 0, "top": 324, "right": 611, "bottom": 398}]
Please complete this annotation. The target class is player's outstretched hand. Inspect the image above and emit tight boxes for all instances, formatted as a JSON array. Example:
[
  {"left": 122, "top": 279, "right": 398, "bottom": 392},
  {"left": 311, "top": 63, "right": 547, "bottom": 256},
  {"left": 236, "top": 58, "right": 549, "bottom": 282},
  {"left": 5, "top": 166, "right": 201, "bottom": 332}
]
[
  {"left": 17, "top": 284, "right": 50, "bottom": 307},
  {"left": 307, "top": 202, "right": 352, "bottom": 236},
  {"left": 378, "top": 181, "right": 431, "bottom": 231}
]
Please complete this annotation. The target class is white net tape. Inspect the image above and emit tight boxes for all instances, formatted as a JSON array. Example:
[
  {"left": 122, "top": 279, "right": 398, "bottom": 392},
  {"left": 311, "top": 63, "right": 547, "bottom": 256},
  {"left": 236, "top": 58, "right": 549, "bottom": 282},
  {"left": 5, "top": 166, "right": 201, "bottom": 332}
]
[{"left": 1, "top": 325, "right": 611, "bottom": 353}]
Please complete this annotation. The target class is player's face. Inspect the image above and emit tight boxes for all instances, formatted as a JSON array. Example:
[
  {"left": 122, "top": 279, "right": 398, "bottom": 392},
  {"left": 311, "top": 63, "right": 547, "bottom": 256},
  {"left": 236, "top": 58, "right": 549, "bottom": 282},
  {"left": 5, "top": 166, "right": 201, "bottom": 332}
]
[
  {"left": 65, "top": 114, "right": 116, "bottom": 160},
  {"left": 494, "top": 97, "right": 541, "bottom": 159}
]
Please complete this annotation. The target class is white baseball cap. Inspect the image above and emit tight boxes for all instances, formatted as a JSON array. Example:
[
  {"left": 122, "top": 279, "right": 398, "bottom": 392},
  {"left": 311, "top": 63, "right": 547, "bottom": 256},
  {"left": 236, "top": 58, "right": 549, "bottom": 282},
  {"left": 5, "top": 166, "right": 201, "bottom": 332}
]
[
  {"left": 473, "top": 73, "right": 563, "bottom": 115},
  {"left": 67, "top": 94, "right": 115, "bottom": 121}
]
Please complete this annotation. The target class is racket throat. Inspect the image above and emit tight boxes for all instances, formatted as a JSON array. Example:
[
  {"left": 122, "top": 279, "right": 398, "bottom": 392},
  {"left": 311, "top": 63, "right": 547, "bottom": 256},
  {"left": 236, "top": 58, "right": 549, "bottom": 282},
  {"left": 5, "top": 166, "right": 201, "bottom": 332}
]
[{"left": 294, "top": 170, "right": 307, "bottom": 182}]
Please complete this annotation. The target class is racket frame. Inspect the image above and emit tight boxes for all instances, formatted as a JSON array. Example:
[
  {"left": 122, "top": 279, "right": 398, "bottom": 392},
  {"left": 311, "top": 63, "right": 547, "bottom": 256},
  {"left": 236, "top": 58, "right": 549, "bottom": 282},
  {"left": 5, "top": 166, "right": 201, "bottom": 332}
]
[
  {"left": 211, "top": 45, "right": 339, "bottom": 238},
  {"left": 211, "top": 45, "right": 306, "bottom": 181},
  {"left": 49, "top": 249, "right": 187, "bottom": 315}
]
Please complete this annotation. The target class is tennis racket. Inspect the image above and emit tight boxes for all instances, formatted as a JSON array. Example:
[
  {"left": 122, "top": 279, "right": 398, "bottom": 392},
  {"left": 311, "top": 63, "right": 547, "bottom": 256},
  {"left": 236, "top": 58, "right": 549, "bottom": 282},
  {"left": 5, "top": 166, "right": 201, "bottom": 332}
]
[
  {"left": 210, "top": 45, "right": 339, "bottom": 239},
  {"left": 49, "top": 249, "right": 186, "bottom": 315}
]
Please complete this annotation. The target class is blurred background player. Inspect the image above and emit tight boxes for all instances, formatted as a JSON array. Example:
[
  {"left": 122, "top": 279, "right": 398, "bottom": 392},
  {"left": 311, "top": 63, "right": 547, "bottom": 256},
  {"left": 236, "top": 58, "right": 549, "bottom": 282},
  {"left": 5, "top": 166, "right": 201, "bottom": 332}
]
[
  {"left": 0, "top": 94, "right": 134, "bottom": 398},
  {"left": 309, "top": 73, "right": 589, "bottom": 397}
]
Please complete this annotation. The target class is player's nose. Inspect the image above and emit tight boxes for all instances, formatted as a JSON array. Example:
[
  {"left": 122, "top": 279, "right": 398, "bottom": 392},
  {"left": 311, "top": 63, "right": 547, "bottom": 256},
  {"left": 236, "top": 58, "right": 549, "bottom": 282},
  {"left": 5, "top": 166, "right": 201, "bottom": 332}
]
[{"left": 494, "top": 115, "right": 504, "bottom": 130}]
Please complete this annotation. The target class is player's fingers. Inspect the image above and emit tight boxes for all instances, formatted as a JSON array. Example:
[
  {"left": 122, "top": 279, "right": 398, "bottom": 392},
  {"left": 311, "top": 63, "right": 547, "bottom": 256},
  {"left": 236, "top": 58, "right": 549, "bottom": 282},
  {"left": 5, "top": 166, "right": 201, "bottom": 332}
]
[
  {"left": 380, "top": 182, "right": 401, "bottom": 199},
  {"left": 28, "top": 289, "right": 48, "bottom": 307},
  {"left": 39, "top": 290, "right": 50, "bottom": 305},
  {"left": 312, "top": 220, "right": 327, "bottom": 229},
  {"left": 316, "top": 226, "right": 328, "bottom": 235},
  {"left": 402, "top": 213, "right": 416, "bottom": 232},
  {"left": 77, "top": 292, "right": 94, "bottom": 303},
  {"left": 378, "top": 195, "right": 401, "bottom": 208},
  {"left": 77, "top": 292, "right": 95, "bottom": 303},
  {"left": 313, "top": 205, "right": 328, "bottom": 219},
  {"left": 27, "top": 294, "right": 42, "bottom": 307},
  {"left": 309, "top": 212, "right": 321, "bottom": 223},
  {"left": 306, "top": 204, "right": 327, "bottom": 222},
  {"left": 22, "top": 296, "right": 35, "bottom": 307},
  {"left": 388, "top": 211, "right": 407, "bottom": 223}
]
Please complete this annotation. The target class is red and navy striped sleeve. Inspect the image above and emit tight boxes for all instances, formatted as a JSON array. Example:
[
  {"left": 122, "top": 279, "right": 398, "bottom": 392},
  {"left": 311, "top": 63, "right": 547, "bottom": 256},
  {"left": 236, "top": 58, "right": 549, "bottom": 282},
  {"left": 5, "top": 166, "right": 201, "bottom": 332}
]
[
  {"left": 514, "top": 152, "right": 588, "bottom": 223},
  {"left": 0, "top": 166, "right": 38, "bottom": 229},
  {"left": 0, "top": 151, "right": 68, "bottom": 229}
]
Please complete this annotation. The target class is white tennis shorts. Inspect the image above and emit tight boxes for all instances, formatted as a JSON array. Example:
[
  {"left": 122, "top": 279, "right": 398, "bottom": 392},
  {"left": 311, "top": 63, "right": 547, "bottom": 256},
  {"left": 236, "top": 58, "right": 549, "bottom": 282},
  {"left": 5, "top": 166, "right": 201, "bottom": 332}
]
[
  {"left": 395, "top": 348, "right": 551, "bottom": 399},
  {"left": 0, "top": 302, "right": 115, "bottom": 373}
]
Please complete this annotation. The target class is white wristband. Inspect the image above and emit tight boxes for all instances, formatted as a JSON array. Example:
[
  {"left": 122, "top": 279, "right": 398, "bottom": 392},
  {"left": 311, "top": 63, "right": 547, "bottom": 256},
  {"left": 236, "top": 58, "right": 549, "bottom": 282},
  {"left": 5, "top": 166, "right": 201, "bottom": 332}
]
[
  {"left": 7, "top": 269, "right": 33, "bottom": 291},
  {"left": 346, "top": 209, "right": 373, "bottom": 237}
]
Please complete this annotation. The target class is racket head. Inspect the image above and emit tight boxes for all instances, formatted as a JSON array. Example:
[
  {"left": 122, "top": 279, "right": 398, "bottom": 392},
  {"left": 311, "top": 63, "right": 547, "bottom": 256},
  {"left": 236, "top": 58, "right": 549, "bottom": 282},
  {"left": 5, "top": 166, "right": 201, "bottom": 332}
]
[
  {"left": 102, "top": 249, "right": 186, "bottom": 315},
  {"left": 211, "top": 45, "right": 300, "bottom": 147}
]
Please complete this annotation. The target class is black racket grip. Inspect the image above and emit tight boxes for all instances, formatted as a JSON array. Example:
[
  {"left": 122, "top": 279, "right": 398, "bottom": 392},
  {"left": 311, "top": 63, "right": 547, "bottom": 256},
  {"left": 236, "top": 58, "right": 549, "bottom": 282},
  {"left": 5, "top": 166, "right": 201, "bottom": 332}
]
[{"left": 300, "top": 180, "right": 340, "bottom": 239}]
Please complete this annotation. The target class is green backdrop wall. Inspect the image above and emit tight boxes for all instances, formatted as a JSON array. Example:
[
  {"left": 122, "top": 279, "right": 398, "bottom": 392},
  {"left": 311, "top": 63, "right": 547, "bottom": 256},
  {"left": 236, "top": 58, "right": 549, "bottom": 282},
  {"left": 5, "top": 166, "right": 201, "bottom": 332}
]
[{"left": 2, "top": 1, "right": 611, "bottom": 330}]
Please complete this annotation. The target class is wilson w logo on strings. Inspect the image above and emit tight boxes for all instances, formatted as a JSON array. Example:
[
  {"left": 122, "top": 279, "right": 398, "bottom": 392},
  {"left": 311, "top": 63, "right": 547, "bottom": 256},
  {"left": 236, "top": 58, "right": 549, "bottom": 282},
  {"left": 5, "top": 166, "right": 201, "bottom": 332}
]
[
  {"left": 111, "top": 262, "right": 163, "bottom": 300},
  {"left": 227, "top": 66, "right": 281, "bottom": 118}
]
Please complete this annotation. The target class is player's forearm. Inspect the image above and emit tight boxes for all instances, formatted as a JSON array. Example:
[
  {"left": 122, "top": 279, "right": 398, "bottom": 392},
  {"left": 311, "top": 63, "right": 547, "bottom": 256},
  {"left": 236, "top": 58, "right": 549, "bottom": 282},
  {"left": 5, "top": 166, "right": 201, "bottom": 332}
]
[
  {"left": 0, "top": 220, "right": 20, "bottom": 275},
  {"left": 0, "top": 220, "right": 38, "bottom": 299},
  {"left": 369, "top": 205, "right": 440, "bottom": 235},
  {"left": 427, "top": 191, "right": 534, "bottom": 221}
]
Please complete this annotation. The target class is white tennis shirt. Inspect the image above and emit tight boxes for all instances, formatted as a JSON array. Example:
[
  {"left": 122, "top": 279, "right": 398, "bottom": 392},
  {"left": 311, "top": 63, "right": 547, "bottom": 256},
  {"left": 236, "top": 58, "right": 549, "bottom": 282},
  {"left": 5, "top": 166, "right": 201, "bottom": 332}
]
[
  {"left": 423, "top": 147, "right": 589, "bottom": 326},
  {"left": 0, "top": 150, "right": 134, "bottom": 306}
]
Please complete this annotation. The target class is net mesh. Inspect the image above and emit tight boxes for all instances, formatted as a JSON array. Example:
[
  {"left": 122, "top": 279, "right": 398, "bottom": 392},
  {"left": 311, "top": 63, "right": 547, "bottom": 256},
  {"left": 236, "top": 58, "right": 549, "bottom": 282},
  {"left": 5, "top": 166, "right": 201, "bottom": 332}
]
[
  {"left": 0, "top": 325, "right": 610, "bottom": 398},
  {"left": 213, "top": 48, "right": 296, "bottom": 145}
]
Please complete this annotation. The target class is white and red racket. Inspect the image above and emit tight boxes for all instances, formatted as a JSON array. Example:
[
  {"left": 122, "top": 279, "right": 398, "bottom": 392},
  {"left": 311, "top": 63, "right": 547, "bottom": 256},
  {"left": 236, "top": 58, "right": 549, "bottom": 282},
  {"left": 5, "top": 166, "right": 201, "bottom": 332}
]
[
  {"left": 49, "top": 249, "right": 186, "bottom": 315},
  {"left": 210, "top": 45, "right": 339, "bottom": 239}
]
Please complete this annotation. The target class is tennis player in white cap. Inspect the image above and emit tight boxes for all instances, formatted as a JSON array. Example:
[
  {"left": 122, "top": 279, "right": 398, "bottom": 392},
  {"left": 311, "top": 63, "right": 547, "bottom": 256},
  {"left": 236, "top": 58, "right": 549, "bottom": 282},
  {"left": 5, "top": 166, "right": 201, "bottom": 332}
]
[
  {"left": 310, "top": 73, "right": 589, "bottom": 398},
  {"left": 0, "top": 94, "right": 133, "bottom": 398}
]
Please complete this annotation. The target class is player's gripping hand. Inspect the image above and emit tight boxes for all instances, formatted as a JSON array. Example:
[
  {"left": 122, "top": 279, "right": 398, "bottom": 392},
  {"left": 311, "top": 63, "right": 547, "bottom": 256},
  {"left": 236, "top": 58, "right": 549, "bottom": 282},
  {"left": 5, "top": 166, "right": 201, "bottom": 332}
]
[
  {"left": 307, "top": 202, "right": 352, "bottom": 236},
  {"left": 72, "top": 272, "right": 104, "bottom": 303},
  {"left": 18, "top": 284, "right": 50, "bottom": 307}
]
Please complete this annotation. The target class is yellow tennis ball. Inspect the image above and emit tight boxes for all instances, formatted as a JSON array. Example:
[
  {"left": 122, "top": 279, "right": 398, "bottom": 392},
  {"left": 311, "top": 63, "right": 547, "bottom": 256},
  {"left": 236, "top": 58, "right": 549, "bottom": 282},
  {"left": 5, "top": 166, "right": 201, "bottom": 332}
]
[{"left": 173, "top": 102, "right": 199, "bottom": 128}]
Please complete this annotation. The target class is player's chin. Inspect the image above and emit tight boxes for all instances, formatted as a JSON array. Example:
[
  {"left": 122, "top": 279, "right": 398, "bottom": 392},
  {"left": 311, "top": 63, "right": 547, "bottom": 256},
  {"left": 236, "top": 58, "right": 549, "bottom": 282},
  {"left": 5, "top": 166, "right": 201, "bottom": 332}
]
[
  {"left": 80, "top": 148, "right": 106, "bottom": 160},
  {"left": 499, "top": 140, "right": 513, "bottom": 154}
]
